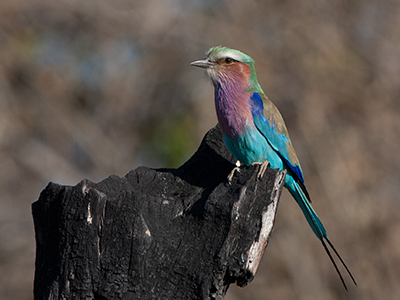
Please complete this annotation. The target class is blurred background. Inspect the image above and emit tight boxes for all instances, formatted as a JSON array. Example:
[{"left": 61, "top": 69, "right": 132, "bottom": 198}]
[{"left": 1, "top": 0, "right": 399, "bottom": 299}]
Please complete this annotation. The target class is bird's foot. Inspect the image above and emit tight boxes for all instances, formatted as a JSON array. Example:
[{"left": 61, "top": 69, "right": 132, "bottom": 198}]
[
  {"left": 227, "top": 161, "right": 241, "bottom": 184},
  {"left": 251, "top": 160, "right": 270, "bottom": 179}
]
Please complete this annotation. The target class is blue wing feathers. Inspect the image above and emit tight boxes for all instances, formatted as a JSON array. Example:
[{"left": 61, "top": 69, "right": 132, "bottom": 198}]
[
  {"left": 250, "top": 92, "right": 305, "bottom": 184},
  {"left": 249, "top": 93, "right": 356, "bottom": 288},
  {"left": 250, "top": 92, "right": 321, "bottom": 235}
]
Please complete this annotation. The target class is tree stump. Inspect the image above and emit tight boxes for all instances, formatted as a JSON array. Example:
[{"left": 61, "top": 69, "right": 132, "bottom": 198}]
[{"left": 32, "top": 125, "right": 286, "bottom": 300}]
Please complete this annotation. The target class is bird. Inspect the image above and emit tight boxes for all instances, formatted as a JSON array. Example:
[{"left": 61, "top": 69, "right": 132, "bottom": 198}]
[{"left": 190, "top": 46, "right": 356, "bottom": 290}]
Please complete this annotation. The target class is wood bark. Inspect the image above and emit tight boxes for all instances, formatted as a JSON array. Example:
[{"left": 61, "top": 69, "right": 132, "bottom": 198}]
[{"left": 32, "top": 125, "right": 286, "bottom": 300}]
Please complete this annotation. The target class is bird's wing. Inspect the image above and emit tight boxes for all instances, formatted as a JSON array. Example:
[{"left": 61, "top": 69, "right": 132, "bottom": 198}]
[{"left": 250, "top": 92, "right": 311, "bottom": 198}]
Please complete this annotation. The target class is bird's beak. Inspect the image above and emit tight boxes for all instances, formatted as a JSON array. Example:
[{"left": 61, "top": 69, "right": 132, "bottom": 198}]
[{"left": 189, "top": 59, "right": 215, "bottom": 69}]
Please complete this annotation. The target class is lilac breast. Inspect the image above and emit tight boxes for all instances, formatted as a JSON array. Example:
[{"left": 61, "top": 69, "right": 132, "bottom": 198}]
[{"left": 213, "top": 80, "right": 251, "bottom": 139}]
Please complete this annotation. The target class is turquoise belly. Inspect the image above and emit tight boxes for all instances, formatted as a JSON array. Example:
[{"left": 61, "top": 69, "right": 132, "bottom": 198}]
[{"left": 222, "top": 126, "right": 283, "bottom": 170}]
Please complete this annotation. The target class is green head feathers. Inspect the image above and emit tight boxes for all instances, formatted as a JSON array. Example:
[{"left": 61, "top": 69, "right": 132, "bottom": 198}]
[
  {"left": 205, "top": 46, "right": 254, "bottom": 64},
  {"left": 205, "top": 46, "right": 264, "bottom": 95}
]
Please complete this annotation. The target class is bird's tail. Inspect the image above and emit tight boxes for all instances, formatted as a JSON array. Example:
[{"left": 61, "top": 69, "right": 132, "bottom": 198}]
[{"left": 286, "top": 177, "right": 357, "bottom": 290}]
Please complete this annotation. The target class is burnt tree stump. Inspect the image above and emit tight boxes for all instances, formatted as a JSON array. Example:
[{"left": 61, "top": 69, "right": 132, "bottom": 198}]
[{"left": 32, "top": 125, "right": 286, "bottom": 300}]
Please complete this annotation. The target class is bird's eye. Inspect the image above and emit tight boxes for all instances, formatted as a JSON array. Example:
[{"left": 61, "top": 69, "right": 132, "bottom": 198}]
[{"left": 225, "top": 57, "right": 233, "bottom": 64}]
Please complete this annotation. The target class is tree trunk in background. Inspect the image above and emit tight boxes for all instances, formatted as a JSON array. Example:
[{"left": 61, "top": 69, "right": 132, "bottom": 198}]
[{"left": 32, "top": 125, "right": 285, "bottom": 300}]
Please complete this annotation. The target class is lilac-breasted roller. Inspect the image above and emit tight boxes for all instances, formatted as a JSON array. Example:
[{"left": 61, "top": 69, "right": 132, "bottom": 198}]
[{"left": 190, "top": 46, "right": 356, "bottom": 289}]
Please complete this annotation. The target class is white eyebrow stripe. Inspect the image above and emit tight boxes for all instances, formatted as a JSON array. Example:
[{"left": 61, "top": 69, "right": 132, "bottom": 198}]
[{"left": 211, "top": 49, "right": 244, "bottom": 62}]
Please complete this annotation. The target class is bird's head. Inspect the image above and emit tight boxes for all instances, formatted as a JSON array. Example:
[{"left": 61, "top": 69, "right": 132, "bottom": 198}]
[{"left": 190, "top": 46, "right": 263, "bottom": 94}]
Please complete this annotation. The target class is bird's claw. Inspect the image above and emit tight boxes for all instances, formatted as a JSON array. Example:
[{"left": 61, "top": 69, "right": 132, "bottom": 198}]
[
  {"left": 251, "top": 160, "right": 270, "bottom": 179},
  {"left": 227, "top": 161, "right": 241, "bottom": 185},
  {"left": 227, "top": 167, "right": 240, "bottom": 185}
]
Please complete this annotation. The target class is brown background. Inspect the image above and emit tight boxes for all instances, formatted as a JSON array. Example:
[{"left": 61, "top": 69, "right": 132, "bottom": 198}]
[{"left": 1, "top": 0, "right": 399, "bottom": 299}]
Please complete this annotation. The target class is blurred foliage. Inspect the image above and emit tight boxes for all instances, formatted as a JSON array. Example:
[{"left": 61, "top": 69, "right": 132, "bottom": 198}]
[
  {"left": 141, "top": 115, "right": 197, "bottom": 168},
  {"left": 1, "top": 0, "right": 400, "bottom": 299}
]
